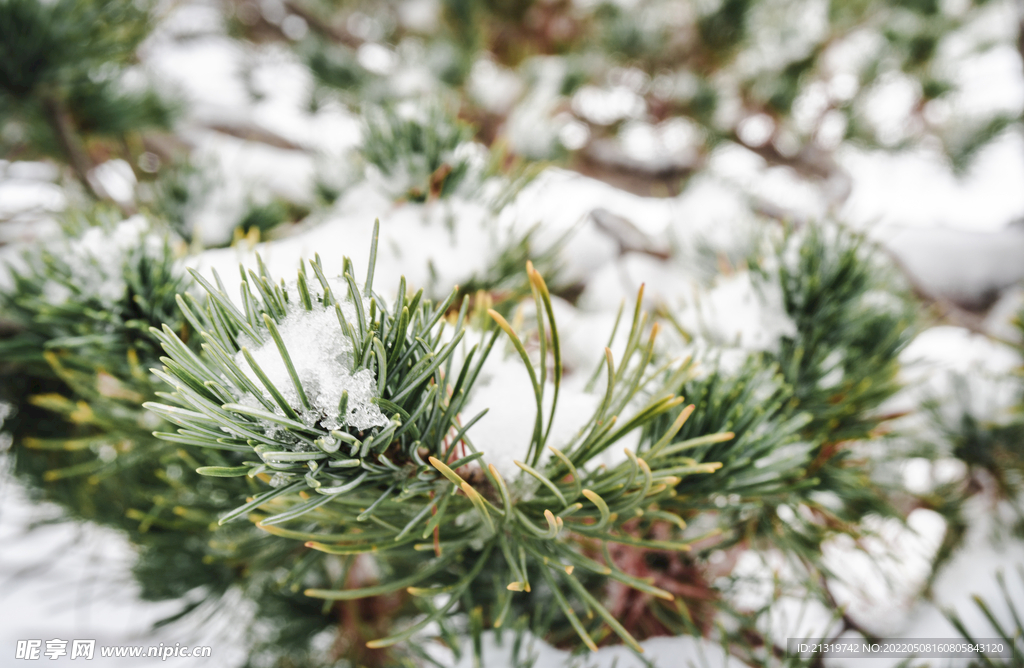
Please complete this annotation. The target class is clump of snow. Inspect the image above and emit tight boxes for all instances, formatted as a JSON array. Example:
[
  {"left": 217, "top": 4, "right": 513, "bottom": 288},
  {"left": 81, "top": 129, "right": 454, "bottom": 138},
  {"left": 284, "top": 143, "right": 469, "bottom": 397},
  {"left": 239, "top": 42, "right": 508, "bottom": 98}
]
[
  {"left": 724, "top": 507, "right": 947, "bottom": 643},
  {"left": 669, "top": 177, "right": 764, "bottom": 274},
  {"left": 898, "top": 497, "right": 1024, "bottom": 643},
  {"left": 984, "top": 284, "right": 1024, "bottom": 344},
  {"left": 38, "top": 215, "right": 166, "bottom": 309},
  {"left": 823, "top": 508, "right": 947, "bottom": 636},
  {"left": 442, "top": 628, "right": 735, "bottom": 668},
  {"left": 88, "top": 159, "right": 138, "bottom": 205},
  {"left": 673, "top": 271, "right": 796, "bottom": 352},
  {"left": 468, "top": 58, "right": 523, "bottom": 114},
  {"left": 893, "top": 325, "right": 1021, "bottom": 423},
  {"left": 760, "top": 594, "right": 842, "bottom": 649},
  {"left": 546, "top": 296, "right": 628, "bottom": 376},
  {"left": 576, "top": 252, "right": 686, "bottom": 314},
  {"left": 901, "top": 457, "right": 969, "bottom": 495},
  {"left": 190, "top": 193, "right": 514, "bottom": 307},
  {"left": 727, "top": 549, "right": 803, "bottom": 612},
  {"left": 185, "top": 130, "right": 319, "bottom": 247},
  {"left": 234, "top": 298, "right": 388, "bottom": 433},
  {"left": 459, "top": 354, "right": 545, "bottom": 485},
  {"left": 872, "top": 225, "right": 1024, "bottom": 309},
  {"left": 841, "top": 134, "right": 1024, "bottom": 235},
  {"left": 573, "top": 85, "right": 646, "bottom": 127},
  {"left": 0, "top": 400, "right": 14, "bottom": 452},
  {"left": 0, "top": 160, "right": 67, "bottom": 247},
  {"left": 506, "top": 58, "right": 571, "bottom": 159},
  {"left": 461, "top": 347, "right": 604, "bottom": 486},
  {"left": 501, "top": 168, "right": 675, "bottom": 256}
]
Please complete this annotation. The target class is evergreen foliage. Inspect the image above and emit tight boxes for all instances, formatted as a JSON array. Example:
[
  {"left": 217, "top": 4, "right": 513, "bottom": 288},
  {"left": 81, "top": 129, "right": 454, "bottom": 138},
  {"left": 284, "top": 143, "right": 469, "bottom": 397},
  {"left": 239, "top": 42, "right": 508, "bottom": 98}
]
[
  {"left": 144, "top": 223, "right": 728, "bottom": 654},
  {"left": 0, "top": 213, "right": 362, "bottom": 667},
  {"left": 0, "top": 0, "right": 173, "bottom": 198},
  {"left": 0, "top": 211, "right": 1004, "bottom": 666},
  {"left": 362, "top": 104, "right": 476, "bottom": 202},
  {"left": 945, "top": 567, "right": 1024, "bottom": 668},
  {"left": 767, "top": 226, "right": 916, "bottom": 443},
  {"left": 276, "top": 0, "right": 1013, "bottom": 190},
  {"left": 758, "top": 225, "right": 916, "bottom": 550},
  {"left": 0, "top": 213, "right": 187, "bottom": 373}
]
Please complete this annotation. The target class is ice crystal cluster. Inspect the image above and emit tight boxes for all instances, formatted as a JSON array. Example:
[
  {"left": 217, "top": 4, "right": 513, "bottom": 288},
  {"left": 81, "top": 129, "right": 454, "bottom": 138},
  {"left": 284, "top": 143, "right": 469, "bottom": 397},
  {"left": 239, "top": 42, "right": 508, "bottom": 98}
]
[{"left": 234, "top": 293, "right": 388, "bottom": 435}]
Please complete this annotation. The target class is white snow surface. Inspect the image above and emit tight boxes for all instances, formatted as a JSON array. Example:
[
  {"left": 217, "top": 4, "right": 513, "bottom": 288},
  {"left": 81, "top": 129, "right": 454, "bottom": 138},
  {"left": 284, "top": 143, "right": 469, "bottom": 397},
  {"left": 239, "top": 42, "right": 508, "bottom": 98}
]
[
  {"left": 435, "top": 629, "right": 735, "bottom": 668},
  {"left": 0, "top": 477, "right": 250, "bottom": 667},
  {"left": 461, "top": 349, "right": 605, "bottom": 485},
  {"left": 189, "top": 188, "right": 508, "bottom": 303},
  {"left": 984, "top": 285, "right": 1024, "bottom": 343},
  {"left": 138, "top": 18, "right": 362, "bottom": 246},
  {"left": 872, "top": 224, "right": 1024, "bottom": 307},
  {"left": 670, "top": 271, "right": 796, "bottom": 352},
  {"left": 891, "top": 325, "right": 1022, "bottom": 424},
  {"left": 820, "top": 498, "right": 1024, "bottom": 668},
  {"left": 234, "top": 300, "right": 388, "bottom": 433},
  {"left": 184, "top": 129, "right": 320, "bottom": 246},
  {"left": 823, "top": 509, "right": 949, "bottom": 636}
]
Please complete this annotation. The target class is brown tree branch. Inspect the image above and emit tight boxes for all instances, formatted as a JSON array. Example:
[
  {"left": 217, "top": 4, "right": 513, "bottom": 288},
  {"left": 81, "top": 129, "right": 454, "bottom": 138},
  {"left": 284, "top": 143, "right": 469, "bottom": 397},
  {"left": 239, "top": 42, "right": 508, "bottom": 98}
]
[
  {"left": 282, "top": 0, "right": 362, "bottom": 49},
  {"left": 42, "top": 93, "right": 135, "bottom": 216},
  {"left": 203, "top": 121, "right": 305, "bottom": 151},
  {"left": 41, "top": 94, "right": 97, "bottom": 193}
]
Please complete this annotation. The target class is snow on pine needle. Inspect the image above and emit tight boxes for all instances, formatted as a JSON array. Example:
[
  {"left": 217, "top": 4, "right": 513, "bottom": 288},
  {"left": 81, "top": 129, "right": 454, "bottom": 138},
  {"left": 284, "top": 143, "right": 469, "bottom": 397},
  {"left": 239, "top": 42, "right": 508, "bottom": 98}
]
[
  {"left": 141, "top": 222, "right": 746, "bottom": 653},
  {"left": 0, "top": 212, "right": 188, "bottom": 371},
  {"left": 232, "top": 291, "right": 389, "bottom": 434},
  {"left": 144, "top": 220, "right": 493, "bottom": 522}
]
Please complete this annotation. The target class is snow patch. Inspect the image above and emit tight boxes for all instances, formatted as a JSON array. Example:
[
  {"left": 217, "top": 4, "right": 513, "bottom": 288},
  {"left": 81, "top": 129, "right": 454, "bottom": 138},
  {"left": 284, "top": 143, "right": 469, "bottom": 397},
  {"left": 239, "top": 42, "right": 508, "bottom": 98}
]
[
  {"left": 462, "top": 349, "right": 604, "bottom": 486},
  {"left": 234, "top": 298, "right": 388, "bottom": 433},
  {"left": 823, "top": 509, "right": 947, "bottom": 636},
  {"left": 35, "top": 216, "right": 165, "bottom": 309},
  {"left": 673, "top": 272, "right": 796, "bottom": 352}
]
